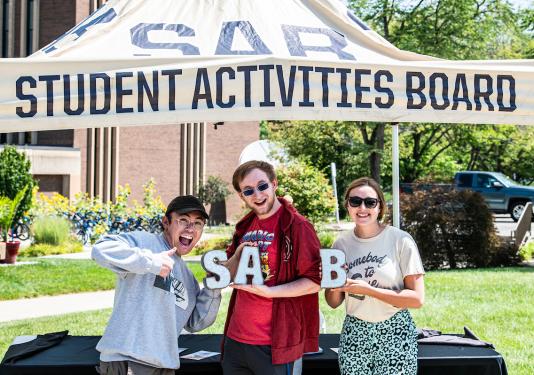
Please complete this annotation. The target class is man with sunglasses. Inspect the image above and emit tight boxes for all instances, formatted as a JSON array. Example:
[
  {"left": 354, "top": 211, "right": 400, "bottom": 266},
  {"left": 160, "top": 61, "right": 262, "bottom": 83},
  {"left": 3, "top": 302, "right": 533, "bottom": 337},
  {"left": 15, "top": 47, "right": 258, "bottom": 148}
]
[
  {"left": 92, "top": 195, "right": 221, "bottom": 375},
  {"left": 221, "top": 160, "right": 322, "bottom": 375}
]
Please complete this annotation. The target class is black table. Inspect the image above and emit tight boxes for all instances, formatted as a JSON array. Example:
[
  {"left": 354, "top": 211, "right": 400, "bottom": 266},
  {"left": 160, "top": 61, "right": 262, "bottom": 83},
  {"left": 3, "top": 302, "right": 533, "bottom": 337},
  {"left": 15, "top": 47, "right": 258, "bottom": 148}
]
[{"left": 0, "top": 334, "right": 507, "bottom": 375}]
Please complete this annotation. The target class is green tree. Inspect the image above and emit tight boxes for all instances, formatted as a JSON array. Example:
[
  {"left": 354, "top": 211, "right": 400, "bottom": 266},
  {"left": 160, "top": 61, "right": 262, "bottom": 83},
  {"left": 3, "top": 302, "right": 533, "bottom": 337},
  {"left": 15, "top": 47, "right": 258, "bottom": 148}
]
[
  {"left": 349, "top": 0, "right": 520, "bottom": 60},
  {"left": 347, "top": 0, "right": 526, "bottom": 182},
  {"left": 266, "top": 121, "right": 371, "bottom": 211},
  {"left": 198, "top": 176, "right": 231, "bottom": 205},
  {"left": 276, "top": 161, "right": 336, "bottom": 223},
  {"left": 450, "top": 125, "right": 534, "bottom": 184},
  {"left": 0, "top": 146, "right": 36, "bottom": 226}
]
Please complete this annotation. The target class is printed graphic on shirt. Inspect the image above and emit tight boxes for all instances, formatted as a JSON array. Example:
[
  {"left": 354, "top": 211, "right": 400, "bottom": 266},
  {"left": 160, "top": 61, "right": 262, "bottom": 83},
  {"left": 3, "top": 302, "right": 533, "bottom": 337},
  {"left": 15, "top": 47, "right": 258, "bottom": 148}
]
[
  {"left": 153, "top": 274, "right": 189, "bottom": 310},
  {"left": 242, "top": 229, "right": 275, "bottom": 281},
  {"left": 346, "top": 251, "right": 388, "bottom": 300}
]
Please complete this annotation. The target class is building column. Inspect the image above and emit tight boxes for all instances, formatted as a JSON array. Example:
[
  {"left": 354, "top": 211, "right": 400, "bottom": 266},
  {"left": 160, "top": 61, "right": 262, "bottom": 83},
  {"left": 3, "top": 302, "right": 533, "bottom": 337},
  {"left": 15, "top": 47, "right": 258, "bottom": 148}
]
[
  {"left": 86, "top": 126, "right": 119, "bottom": 201},
  {"left": 180, "top": 122, "right": 206, "bottom": 196}
]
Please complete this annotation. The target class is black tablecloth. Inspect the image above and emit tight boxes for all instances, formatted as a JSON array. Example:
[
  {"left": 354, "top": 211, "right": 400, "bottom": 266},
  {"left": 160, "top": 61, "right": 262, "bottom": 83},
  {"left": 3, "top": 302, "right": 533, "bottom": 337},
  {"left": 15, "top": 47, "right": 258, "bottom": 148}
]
[{"left": 0, "top": 334, "right": 507, "bottom": 375}]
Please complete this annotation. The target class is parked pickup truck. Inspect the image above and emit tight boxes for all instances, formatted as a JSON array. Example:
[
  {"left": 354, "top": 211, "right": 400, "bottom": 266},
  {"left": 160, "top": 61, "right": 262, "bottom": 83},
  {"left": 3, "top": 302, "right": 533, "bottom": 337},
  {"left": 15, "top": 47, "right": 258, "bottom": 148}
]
[
  {"left": 401, "top": 171, "right": 534, "bottom": 222},
  {"left": 454, "top": 171, "right": 534, "bottom": 221}
]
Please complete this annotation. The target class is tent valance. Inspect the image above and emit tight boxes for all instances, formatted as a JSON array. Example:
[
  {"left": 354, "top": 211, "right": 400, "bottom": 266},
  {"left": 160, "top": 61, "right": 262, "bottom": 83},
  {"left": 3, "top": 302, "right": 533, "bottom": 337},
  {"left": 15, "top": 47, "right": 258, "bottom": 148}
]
[{"left": 0, "top": 0, "right": 533, "bottom": 132}]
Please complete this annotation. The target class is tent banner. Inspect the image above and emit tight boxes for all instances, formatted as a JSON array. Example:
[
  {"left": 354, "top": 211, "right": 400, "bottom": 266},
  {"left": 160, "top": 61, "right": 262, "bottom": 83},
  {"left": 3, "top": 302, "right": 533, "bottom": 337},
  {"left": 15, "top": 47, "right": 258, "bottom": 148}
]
[
  {"left": 0, "top": 0, "right": 533, "bottom": 131},
  {"left": 1, "top": 57, "right": 532, "bottom": 132}
]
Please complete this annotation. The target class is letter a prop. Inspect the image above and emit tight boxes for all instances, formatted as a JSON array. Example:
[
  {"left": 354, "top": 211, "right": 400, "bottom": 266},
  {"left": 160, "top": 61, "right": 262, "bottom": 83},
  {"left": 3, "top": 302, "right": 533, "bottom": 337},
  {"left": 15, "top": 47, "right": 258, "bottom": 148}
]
[
  {"left": 234, "top": 246, "right": 264, "bottom": 285},
  {"left": 320, "top": 249, "right": 347, "bottom": 288}
]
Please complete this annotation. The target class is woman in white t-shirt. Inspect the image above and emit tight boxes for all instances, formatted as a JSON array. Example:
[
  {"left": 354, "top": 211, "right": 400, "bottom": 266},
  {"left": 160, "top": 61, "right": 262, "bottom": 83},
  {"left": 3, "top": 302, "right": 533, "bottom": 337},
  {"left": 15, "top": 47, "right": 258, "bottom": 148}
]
[{"left": 325, "top": 177, "right": 425, "bottom": 375}]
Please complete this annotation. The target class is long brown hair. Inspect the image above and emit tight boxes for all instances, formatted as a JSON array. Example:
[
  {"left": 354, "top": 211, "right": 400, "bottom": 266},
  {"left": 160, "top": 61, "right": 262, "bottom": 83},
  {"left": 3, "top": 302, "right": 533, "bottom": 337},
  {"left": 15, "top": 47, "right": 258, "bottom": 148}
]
[{"left": 344, "top": 177, "right": 387, "bottom": 221}]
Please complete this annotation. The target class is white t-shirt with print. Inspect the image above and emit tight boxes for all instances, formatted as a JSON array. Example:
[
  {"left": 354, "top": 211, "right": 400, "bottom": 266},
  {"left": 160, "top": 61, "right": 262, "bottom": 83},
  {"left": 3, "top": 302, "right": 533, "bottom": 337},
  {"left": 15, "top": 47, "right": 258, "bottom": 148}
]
[{"left": 332, "top": 225, "right": 425, "bottom": 322}]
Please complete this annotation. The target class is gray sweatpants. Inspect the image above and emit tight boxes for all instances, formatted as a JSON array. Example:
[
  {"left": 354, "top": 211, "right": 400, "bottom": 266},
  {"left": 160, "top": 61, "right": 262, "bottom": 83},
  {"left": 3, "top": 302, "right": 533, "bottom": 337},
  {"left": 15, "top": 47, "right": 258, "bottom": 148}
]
[{"left": 96, "top": 360, "right": 175, "bottom": 375}]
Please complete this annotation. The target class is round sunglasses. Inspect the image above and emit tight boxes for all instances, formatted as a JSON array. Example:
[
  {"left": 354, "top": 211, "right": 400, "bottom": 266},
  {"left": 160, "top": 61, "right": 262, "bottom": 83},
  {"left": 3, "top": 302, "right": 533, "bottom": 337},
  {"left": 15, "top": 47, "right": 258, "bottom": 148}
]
[
  {"left": 241, "top": 182, "right": 270, "bottom": 197},
  {"left": 348, "top": 196, "right": 379, "bottom": 208}
]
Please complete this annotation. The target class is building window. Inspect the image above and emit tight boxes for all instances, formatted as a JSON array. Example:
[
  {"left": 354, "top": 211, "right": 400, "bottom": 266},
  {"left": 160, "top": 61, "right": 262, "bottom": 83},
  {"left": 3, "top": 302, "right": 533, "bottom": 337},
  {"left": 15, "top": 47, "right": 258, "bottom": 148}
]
[
  {"left": 25, "top": 0, "right": 34, "bottom": 55},
  {"left": 2, "top": 0, "right": 9, "bottom": 58},
  {"left": 91, "top": 0, "right": 108, "bottom": 13}
]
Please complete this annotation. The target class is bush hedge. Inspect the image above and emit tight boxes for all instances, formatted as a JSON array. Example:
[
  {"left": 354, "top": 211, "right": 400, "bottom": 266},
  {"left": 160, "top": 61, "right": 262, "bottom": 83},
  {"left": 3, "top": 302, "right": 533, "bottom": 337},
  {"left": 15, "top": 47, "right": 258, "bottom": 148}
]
[
  {"left": 400, "top": 189, "right": 519, "bottom": 269},
  {"left": 519, "top": 241, "right": 534, "bottom": 261},
  {"left": 192, "top": 236, "right": 232, "bottom": 256},
  {"left": 21, "top": 240, "right": 83, "bottom": 257},
  {"left": 276, "top": 161, "right": 336, "bottom": 223},
  {"left": 32, "top": 216, "right": 71, "bottom": 245}
]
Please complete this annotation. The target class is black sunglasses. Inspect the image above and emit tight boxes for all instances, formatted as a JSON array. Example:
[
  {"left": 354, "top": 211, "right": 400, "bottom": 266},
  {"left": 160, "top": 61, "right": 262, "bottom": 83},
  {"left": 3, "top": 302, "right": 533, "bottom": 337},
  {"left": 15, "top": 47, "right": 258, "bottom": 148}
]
[
  {"left": 348, "top": 196, "right": 379, "bottom": 209},
  {"left": 242, "top": 182, "right": 270, "bottom": 197}
]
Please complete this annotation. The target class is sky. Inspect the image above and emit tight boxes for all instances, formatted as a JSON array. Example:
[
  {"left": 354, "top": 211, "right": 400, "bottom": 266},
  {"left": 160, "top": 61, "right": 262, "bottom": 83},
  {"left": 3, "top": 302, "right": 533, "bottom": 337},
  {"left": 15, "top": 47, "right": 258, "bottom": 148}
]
[{"left": 508, "top": 0, "right": 533, "bottom": 9}]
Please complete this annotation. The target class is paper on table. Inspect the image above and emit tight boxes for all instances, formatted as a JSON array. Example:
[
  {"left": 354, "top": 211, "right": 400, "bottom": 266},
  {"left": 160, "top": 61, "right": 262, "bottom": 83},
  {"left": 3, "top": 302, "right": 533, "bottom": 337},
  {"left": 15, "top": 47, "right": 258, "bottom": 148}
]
[
  {"left": 304, "top": 347, "right": 323, "bottom": 355},
  {"left": 12, "top": 336, "right": 37, "bottom": 345},
  {"left": 181, "top": 350, "right": 220, "bottom": 360},
  {"left": 331, "top": 348, "right": 339, "bottom": 353}
]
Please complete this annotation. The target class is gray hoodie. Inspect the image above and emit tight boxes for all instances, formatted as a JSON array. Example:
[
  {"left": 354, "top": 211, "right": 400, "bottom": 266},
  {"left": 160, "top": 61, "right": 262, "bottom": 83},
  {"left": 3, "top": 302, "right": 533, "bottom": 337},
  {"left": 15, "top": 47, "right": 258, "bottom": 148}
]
[{"left": 92, "top": 231, "right": 221, "bottom": 369}]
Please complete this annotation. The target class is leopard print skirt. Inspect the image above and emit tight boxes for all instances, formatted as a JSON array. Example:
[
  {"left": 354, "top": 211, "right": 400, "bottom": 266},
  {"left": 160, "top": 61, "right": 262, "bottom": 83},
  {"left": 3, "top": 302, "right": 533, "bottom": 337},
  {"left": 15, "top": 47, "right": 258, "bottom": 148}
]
[{"left": 338, "top": 309, "right": 418, "bottom": 375}]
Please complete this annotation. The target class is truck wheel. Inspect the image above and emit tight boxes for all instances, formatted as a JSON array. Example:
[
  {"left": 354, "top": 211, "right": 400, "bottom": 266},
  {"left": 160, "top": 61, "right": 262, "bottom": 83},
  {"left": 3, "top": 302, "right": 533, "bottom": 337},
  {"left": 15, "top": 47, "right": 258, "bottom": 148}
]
[{"left": 510, "top": 201, "right": 527, "bottom": 222}]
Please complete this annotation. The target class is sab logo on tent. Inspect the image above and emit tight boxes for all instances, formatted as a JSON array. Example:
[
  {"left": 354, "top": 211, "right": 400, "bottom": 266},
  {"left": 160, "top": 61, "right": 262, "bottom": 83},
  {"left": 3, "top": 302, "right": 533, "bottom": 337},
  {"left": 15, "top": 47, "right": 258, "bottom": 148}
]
[{"left": 43, "top": 7, "right": 355, "bottom": 61}]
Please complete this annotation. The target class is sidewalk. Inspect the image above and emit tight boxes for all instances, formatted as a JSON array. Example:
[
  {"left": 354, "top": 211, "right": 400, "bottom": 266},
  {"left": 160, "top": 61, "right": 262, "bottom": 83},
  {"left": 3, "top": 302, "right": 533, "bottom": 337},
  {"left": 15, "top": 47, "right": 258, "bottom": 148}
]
[{"left": 0, "top": 290, "right": 115, "bottom": 323}]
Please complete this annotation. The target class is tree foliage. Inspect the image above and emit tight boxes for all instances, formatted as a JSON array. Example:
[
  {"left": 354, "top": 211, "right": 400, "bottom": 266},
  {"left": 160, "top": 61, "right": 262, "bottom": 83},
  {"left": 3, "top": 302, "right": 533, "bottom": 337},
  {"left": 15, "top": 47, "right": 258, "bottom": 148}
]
[
  {"left": 345, "top": 0, "right": 531, "bottom": 183},
  {"left": 349, "top": 0, "right": 522, "bottom": 59},
  {"left": 0, "top": 146, "right": 36, "bottom": 226},
  {"left": 266, "top": 121, "right": 374, "bottom": 213},
  {"left": 198, "top": 176, "right": 231, "bottom": 205}
]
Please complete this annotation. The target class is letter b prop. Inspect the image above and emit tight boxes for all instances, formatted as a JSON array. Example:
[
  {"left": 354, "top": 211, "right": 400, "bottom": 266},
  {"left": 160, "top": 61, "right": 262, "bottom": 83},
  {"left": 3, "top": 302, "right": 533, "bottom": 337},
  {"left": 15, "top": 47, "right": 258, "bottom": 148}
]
[{"left": 320, "top": 249, "right": 346, "bottom": 288}]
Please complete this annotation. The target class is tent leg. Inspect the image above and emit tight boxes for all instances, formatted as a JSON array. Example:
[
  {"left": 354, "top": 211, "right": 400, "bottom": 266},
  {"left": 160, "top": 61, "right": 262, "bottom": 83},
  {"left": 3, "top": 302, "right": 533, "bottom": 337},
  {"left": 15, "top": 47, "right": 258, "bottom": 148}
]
[{"left": 392, "top": 123, "right": 400, "bottom": 228}]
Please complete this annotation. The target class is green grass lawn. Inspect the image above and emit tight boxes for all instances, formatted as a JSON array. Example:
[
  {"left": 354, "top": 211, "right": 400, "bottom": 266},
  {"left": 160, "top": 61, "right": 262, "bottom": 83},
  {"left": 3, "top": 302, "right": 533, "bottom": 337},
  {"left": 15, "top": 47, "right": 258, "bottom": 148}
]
[
  {"left": 0, "top": 258, "right": 206, "bottom": 300},
  {"left": 1, "top": 267, "right": 532, "bottom": 374}
]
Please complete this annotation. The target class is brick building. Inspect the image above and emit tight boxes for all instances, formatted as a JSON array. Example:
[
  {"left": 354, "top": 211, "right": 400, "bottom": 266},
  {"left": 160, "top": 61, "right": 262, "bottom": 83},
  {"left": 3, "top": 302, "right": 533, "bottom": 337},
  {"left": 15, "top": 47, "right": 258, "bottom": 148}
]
[{"left": 0, "top": 0, "right": 258, "bottom": 223}]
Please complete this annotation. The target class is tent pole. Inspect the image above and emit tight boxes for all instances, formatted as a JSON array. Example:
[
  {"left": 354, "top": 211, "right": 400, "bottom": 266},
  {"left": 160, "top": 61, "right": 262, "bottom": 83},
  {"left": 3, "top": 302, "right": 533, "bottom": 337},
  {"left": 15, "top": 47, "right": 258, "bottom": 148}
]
[{"left": 392, "top": 123, "right": 400, "bottom": 228}]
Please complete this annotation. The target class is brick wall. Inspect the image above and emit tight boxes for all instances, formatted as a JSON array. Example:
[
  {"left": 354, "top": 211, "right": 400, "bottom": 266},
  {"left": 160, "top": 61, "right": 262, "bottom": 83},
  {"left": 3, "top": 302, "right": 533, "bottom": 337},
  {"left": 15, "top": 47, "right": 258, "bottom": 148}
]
[
  {"left": 205, "top": 121, "right": 259, "bottom": 223},
  {"left": 39, "top": 0, "right": 77, "bottom": 47},
  {"left": 118, "top": 124, "right": 182, "bottom": 207}
]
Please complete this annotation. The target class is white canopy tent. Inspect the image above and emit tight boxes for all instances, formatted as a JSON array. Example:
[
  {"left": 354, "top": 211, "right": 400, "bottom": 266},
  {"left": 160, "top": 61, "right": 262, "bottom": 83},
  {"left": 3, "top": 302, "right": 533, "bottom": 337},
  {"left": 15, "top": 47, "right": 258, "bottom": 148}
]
[{"left": 1, "top": 0, "right": 533, "bottom": 225}]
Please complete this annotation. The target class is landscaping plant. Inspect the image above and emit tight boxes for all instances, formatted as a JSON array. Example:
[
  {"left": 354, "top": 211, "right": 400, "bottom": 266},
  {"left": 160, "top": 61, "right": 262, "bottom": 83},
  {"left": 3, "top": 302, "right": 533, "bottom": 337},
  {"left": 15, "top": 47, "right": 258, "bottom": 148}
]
[{"left": 0, "top": 146, "right": 36, "bottom": 228}]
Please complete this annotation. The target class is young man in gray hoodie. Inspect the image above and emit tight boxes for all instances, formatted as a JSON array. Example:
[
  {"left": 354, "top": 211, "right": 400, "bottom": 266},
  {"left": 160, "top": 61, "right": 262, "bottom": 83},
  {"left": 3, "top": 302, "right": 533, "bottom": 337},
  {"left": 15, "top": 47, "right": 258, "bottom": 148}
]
[{"left": 92, "top": 195, "right": 221, "bottom": 375}]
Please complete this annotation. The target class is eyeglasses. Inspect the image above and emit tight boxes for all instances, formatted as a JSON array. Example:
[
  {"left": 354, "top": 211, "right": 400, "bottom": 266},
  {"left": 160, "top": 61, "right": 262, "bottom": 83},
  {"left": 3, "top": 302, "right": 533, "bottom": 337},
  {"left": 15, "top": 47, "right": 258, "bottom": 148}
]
[
  {"left": 176, "top": 217, "right": 205, "bottom": 232},
  {"left": 348, "top": 196, "right": 379, "bottom": 209},
  {"left": 241, "top": 182, "right": 270, "bottom": 197}
]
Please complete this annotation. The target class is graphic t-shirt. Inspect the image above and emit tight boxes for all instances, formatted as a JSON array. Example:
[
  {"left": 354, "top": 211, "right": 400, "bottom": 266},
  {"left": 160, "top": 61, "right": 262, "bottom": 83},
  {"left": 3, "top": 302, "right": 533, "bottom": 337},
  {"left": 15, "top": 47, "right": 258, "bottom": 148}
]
[
  {"left": 227, "top": 208, "right": 281, "bottom": 345},
  {"left": 332, "top": 225, "right": 425, "bottom": 322}
]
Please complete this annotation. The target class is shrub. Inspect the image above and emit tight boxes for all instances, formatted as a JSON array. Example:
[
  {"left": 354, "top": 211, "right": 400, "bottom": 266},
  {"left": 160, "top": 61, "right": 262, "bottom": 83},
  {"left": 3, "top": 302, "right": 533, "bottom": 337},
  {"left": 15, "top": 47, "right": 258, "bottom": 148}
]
[
  {"left": 32, "top": 216, "right": 71, "bottom": 245},
  {"left": 519, "top": 241, "right": 534, "bottom": 261},
  {"left": 21, "top": 240, "right": 83, "bottom": 257},
  {"left": 276, "top": 161, "right": 336, "bottom": 223},
  {"left": 198, "top": 176, "right": 230, "bottom": 205},
  {"left": 192, "top": 236, "right": 231, "bottom": 256},
  {"left": 400, "top": 189, "right": 508, "bottom": 269},
  {"left": 0, "top": 146, "right": 36, "bottom": 227},
  {"left": 317, "top": 230, "right": 336, "bottom": 248}
]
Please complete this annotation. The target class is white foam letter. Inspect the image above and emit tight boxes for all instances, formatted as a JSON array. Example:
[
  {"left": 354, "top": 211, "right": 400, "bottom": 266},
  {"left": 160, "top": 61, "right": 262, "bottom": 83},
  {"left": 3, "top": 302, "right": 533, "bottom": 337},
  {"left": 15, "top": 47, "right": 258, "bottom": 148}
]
[
  {"left": 234, "top": 246, "right": 263, "bottom": 285},
  {"left": 320, "top": 249, "right": 346, "bottom": 288},
  {"left": 201, "top": 250, "right": 231, "bottom": 289}
]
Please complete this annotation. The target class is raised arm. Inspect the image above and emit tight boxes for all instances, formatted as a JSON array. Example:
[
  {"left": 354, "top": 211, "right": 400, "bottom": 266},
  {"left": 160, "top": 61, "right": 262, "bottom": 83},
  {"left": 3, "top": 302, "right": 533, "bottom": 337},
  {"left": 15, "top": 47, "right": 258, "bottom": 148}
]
[{"left": 92, "top": 234, "right": 173, "bottom": 277}]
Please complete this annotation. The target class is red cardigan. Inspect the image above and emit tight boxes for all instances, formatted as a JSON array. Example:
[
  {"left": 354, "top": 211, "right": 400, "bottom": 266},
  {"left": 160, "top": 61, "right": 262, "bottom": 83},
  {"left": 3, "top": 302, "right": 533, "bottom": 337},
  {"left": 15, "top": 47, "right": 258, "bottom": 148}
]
[{"left": 222, "top": 198, "right": 322, "bottom": 364}]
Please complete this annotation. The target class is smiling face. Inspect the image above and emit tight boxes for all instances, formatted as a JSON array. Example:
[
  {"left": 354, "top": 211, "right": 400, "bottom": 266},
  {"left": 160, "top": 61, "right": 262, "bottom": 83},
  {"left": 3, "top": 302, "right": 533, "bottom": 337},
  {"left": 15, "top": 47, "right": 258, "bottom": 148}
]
[
  {"left": 162, "top": 211, "right": 205, "bottom": 256},
  {"left": 347, "top": 185, "right": 381, "bottom": 228},
  {"left": 238, "top": 168, "right": 281, "bottom": 220}
]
